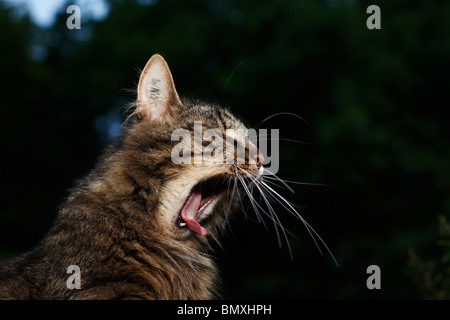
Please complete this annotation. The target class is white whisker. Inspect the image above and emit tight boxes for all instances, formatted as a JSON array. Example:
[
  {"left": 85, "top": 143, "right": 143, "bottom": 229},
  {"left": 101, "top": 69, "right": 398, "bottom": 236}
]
[
  {"left": 263, "top": 175, "right": 330, "bottom": 188},
  {"left": 236, "top": 167, "right": 295, "bottom": 257},
  {"left": 234, "top": 168, "right": 267, "bottom": 231},
  {"left": 260, "top": 175, "right": 295, "bottom": 194},
  {"left": 233, "top": 165, "right": 338, "bottom": 266},
  {"left": 259, "top": 179, "right": 338, "bottom": 266}
]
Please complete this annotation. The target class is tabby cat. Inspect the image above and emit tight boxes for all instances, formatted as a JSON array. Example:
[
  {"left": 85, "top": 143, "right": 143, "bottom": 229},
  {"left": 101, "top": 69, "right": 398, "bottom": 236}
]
[{"left": 0, "top": 54, "right": 265, "bottom": 299}]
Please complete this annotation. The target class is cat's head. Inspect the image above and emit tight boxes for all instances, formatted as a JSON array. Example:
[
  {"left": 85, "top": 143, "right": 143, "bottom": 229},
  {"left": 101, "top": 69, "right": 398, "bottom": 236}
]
[{"left": 121, "top": 54, "right": 263, "bottom": 242}]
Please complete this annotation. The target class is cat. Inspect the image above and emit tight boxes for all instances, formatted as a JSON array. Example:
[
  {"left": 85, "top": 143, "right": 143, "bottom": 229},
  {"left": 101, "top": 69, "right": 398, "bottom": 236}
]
[{"left": 0, "top": 54, "right": 265, "bottom": 299}]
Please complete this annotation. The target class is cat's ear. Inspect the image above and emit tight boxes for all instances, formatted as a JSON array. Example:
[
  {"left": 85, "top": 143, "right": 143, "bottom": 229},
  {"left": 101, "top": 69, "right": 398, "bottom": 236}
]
[{"left": 136, "top": 54, "right": 182, "bottom": 122}]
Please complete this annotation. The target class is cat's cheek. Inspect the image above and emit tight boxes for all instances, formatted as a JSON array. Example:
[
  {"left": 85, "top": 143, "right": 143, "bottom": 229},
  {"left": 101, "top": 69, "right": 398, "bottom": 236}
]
[{"left": 258, "top": 166, "right": 264, "bottom": 176}]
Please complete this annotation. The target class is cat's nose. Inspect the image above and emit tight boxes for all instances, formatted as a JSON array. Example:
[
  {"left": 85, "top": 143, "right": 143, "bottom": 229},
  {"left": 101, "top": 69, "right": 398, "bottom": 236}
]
[
  {"left": 248, "top": 143, "right": 264, "bottom": 169},
  {"left": 254, "top": 153, "right": 264, "bottom": 168}
]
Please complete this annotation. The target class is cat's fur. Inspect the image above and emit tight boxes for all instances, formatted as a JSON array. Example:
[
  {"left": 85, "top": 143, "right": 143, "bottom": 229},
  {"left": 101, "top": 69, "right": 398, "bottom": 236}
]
[{"left": 0, "top": 54, "right": 262, "bottom": 299}]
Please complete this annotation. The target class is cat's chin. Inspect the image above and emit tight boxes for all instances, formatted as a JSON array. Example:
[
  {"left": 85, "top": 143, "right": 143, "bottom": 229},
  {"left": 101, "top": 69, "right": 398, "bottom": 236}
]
[{"left": 175, "top": 175, "right": 231, "bottom": 236}]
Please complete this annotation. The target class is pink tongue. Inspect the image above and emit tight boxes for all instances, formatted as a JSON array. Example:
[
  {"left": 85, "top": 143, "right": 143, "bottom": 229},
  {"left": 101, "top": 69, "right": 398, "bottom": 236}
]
[{"left": 180, "top": 185, "right": 207, "bottom": 236}]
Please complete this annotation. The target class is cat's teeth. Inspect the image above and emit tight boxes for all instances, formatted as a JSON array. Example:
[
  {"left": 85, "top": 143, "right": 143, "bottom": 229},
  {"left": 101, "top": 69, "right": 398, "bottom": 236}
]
[{"left": 179, "top": 222, "right": 186, "bottom": 227}]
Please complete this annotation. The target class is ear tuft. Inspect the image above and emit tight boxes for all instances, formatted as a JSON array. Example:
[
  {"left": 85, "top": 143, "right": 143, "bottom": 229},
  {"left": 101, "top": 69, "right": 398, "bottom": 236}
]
[{"left": 136, "top": 54, "right": 182, "bottom": 122}]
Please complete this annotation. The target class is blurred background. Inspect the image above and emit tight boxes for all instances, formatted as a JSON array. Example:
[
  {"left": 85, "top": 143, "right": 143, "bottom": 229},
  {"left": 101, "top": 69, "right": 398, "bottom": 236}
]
[{"left": 0, "top": 0, "right": 449, "bottom": 299}]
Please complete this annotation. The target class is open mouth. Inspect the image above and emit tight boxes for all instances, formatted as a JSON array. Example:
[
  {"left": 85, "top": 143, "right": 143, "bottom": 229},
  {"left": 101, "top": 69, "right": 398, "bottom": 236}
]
[{"left": 176, "top": 175, "right": 231, "bottom": 236}]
